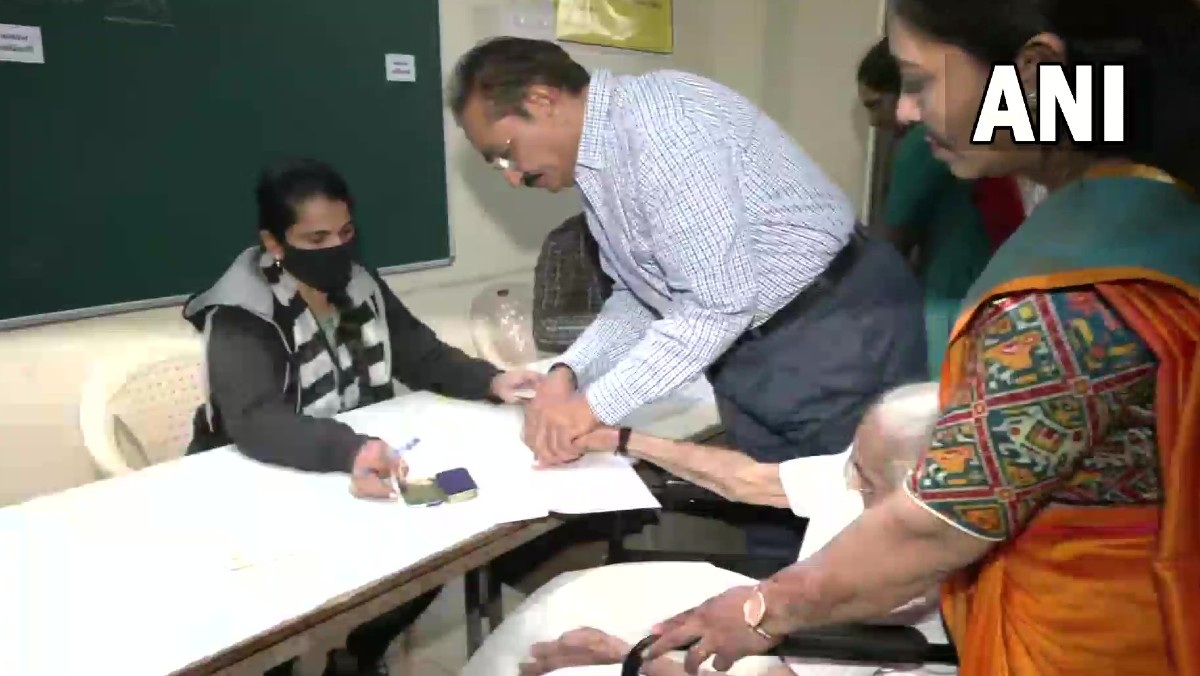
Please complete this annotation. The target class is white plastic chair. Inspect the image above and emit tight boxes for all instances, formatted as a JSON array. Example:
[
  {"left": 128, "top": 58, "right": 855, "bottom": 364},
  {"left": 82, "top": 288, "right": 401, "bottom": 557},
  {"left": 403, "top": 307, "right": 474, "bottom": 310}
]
[
  {"left": 79, "top": 337, "right": 206, "bottom": 478},
  {"left": 469, "top": 282, "right": 538, "bottom": 369}
]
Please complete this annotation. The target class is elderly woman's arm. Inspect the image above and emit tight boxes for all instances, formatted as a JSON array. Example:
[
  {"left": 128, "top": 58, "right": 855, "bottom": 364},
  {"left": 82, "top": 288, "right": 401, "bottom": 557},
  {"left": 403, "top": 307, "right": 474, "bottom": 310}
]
[
  {"left": 582, "top": 428, "right": 791, "bottom": 508},
  {"left": 759, "top": 491, "right": 989, "bottom": 635},
  {"left": 751, "top": 289, "right": 1153, "bottom": 637}
]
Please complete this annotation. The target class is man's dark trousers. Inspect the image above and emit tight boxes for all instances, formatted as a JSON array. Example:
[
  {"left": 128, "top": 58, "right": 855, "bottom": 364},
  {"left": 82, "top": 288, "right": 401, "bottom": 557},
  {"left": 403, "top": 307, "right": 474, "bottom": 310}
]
[{"left": 706, "top": 235, "right": 928, "bottom": 565}]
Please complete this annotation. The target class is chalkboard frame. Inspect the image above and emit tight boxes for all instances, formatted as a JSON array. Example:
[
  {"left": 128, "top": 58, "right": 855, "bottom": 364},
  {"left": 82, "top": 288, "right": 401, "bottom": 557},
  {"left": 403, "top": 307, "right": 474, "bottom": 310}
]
[{"left": 0, "top": 0, "right": 453, "bottom": 330}]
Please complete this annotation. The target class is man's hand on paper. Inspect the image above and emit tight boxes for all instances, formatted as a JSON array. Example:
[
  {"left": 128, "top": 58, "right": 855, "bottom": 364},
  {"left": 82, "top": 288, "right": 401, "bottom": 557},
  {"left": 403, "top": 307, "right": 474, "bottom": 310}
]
[
  {"left": 490, "top": 369, "right": 546, "bottom": 403},
  {"left": 519, "top": 627, "right": 630, "bottom": 676},
  {"left": 350, "top": 438, "right": 408, "bottom": 500},
  {"left": 538, "top": 364, "right": 578, "bottom": 400},
  {"left": 524, "top": 367, "right": 600, "bottom": 467},
  {"left": 525, "top": 394, "right": 600, "bottom": 467}
]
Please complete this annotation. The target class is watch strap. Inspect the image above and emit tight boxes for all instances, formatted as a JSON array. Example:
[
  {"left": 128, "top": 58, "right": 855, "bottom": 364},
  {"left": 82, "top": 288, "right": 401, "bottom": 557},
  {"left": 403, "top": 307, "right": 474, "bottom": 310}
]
[{"left": 616, "top": 426, "right": 633, "bottom": 456}]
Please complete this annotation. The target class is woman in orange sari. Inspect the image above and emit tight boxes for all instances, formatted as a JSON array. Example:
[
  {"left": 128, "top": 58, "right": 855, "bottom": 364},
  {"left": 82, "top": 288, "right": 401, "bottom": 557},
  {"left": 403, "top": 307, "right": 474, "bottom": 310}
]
[{"left": 641, "top": 0, "right": 1200, "bottom": 674}]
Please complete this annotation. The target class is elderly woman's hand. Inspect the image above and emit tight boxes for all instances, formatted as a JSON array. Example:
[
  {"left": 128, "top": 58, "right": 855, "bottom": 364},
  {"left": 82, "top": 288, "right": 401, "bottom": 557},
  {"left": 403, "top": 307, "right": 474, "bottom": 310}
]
[
  {"left": 645, "top": 585, "right": 779, "bottom": 674},
  {"left": 518, "top": 627, "right": 630, "bottom": 676}
]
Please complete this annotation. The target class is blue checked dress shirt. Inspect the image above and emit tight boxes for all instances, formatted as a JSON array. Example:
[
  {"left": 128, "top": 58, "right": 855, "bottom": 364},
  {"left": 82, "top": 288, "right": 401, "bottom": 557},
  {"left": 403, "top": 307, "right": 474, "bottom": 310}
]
[{"left": 560, "top": 68, "right": 857, "bottom": 424}]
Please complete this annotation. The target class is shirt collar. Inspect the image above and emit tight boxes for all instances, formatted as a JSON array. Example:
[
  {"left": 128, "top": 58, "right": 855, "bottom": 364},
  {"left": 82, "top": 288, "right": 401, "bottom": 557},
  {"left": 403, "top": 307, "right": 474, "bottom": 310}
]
[{"left": 575, "top": 68, "right": 612, "bottom": 173}]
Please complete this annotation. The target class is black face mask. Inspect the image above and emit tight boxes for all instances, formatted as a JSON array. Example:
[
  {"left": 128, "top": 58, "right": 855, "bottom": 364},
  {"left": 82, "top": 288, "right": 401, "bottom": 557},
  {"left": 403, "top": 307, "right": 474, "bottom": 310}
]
[{"left": 280, "top": 238, "right": 357, "bottom": 293}]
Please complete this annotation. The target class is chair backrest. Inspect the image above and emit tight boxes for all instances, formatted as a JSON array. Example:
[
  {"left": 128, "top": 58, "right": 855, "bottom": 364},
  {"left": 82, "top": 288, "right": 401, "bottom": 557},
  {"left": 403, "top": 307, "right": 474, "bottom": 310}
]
[
  {"left": 532, "top": 212, "right": 613, "bottom": 352},
  {"left": 80, "top": 338, "right": 205, "bottom": 478},
  {"left": 469, "top": 282, "right": 538, "bottom": 370}
]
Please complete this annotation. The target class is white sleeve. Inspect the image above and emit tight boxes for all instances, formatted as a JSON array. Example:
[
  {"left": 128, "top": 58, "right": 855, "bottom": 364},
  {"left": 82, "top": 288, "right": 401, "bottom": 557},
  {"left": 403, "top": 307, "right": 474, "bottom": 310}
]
[
  {"left": 778, "top": 446, "right": 855, "bottom": 518},
  {"left": 777, "top": 445, "right": 864, "bottom": 562},
  {"left": 796, "top": 489, "right": 864, "bottom": 561}
]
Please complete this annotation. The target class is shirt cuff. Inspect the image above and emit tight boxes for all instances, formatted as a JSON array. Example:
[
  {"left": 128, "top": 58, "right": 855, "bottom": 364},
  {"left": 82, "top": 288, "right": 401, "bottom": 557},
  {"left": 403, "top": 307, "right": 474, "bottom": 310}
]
[
  {"left": 778, "top": 445, "right": 854, "bottom": 518},
  {"left": 557, "top": 350, "right": 601, "bottom": 389},
  {"left": 583, "top": 372, "right": 645, "bottom": 426}
]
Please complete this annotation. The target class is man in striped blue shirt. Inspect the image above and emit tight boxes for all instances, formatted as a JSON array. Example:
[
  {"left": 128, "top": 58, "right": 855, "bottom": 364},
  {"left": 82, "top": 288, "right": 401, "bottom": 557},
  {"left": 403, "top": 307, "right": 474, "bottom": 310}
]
[{"left": 450, "top": 38, "right": 926, "bottom": 559}]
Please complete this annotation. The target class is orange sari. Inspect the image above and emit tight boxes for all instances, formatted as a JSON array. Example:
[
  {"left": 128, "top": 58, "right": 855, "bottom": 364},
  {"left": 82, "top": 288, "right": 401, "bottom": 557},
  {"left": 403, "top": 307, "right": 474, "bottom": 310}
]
[{"left": 939, "top": 166, "right": 1200, "bottom": 675}]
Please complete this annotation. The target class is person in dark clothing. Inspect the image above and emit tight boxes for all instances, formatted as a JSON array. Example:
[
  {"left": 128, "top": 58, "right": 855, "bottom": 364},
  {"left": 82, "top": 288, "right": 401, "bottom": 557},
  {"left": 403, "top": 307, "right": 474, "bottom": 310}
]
[
  {"left": 857, "top": 37, "right": 903, "bottom": 132},
  {"left": 183, "top": 158, "right": 542, "bottom": 676}
]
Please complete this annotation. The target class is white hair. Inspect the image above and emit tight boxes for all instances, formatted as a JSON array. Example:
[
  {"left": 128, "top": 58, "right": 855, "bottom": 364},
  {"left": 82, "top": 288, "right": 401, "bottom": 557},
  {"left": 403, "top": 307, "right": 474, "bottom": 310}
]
[{"left": 864, "top": 381, "right": 941, "bottom": 485}]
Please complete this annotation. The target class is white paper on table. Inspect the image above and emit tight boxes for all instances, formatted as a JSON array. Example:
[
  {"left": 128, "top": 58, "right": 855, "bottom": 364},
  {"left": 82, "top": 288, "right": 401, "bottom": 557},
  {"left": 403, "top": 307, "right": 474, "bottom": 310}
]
[
  {"left": 338, "top": 395, "right": 551, "bottom": 525},
  {"left": 339, "top": 392, "right": 661, "bottom": 517},
  {"left": 533, "top": 453, "right": 661, "bottom": 515},
  {"left": 0, "top": 385, "right": 713, "bottom": 676}
]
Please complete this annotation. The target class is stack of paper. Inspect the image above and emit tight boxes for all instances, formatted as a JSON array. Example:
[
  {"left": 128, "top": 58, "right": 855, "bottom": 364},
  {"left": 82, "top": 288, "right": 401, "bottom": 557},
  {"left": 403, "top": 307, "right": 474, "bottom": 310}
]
[
  {"left": 532, "top": 453, "right": 658, "bottom": 515},
  {"left": 339, "top": 393, "right": 661, "bottom": 522}
]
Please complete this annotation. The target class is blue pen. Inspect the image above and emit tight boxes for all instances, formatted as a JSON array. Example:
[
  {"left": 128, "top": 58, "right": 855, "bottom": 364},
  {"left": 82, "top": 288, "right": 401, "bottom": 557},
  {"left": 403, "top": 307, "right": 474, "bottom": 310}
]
[{"left": 388, "top": 438, "right": 421, "bottom": 497}]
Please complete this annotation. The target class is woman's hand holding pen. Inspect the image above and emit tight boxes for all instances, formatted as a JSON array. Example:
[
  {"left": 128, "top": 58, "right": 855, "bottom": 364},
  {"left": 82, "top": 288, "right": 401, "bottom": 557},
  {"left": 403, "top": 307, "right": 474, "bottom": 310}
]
[{"left": 350, "top": 438, "right": 409, "bottom": 500}]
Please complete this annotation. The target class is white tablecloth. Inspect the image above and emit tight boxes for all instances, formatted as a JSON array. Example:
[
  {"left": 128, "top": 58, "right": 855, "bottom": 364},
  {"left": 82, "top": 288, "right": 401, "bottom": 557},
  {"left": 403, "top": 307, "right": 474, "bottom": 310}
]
[{"left": 0, "top": 381, "right": 718, "bottom": 676}]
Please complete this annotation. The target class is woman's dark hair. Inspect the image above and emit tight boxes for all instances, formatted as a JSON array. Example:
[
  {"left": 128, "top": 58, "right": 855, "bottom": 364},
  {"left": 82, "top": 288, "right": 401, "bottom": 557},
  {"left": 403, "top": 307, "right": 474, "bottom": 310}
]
[
  {"left": 889, "top": 0, "right": 1200, "bottom": 182},
  {"left": 858, "top": 38, "right": 901, "bottom": 94},
  {"left": 256, "top": 158, "right": 354, "bottom": 240}
]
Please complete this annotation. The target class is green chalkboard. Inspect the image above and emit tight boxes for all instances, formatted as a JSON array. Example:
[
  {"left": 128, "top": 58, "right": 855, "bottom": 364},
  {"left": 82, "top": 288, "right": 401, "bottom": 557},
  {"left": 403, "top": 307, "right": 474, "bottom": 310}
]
[{"left": 0, "top": 0, "right": 450, "bottom": 326}]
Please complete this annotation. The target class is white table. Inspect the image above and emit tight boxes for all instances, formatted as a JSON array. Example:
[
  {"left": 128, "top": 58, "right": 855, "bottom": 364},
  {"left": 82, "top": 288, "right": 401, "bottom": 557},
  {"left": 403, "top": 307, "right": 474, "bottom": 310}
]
[{"left": 0, "top": 381, "right": 718, "bottom": 676}]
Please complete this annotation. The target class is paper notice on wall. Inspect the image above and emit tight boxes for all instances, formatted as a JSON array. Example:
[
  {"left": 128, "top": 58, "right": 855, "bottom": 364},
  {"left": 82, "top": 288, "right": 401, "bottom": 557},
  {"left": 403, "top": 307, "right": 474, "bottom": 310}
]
[
  {"left": 385, "top": 53, "right": 416, "bottom": 82},
  {"left": 0, "top": 24, "right": 44, "bottom": 64}
]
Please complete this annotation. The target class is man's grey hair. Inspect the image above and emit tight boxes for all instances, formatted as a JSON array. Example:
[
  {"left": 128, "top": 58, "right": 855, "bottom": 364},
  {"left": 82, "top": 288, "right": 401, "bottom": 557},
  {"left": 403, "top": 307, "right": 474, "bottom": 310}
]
[{"left": 866, "top": 381, "right": 941, "bottom": 485}]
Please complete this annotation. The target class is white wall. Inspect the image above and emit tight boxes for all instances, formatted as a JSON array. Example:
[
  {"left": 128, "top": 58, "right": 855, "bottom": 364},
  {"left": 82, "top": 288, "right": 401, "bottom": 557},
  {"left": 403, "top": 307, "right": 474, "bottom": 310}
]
[
  {"left": 0, "top": 0, "right": 882, "bottom": 505},
  {"left": 760, "top": 0, "right": 885, "bottom": 204}
]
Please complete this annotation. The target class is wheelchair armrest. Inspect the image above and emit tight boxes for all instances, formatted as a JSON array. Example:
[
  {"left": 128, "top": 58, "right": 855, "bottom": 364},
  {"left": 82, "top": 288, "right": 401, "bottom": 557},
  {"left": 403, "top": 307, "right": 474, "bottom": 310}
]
[
  {"left": 612, "top": 549, "right": 796, "bottom": 580},
  {"left": 652, "top": 476, "right": 727, "bottom": 509},
  {"left": 773, "top": 623, "right": 957, "bottom": 665},
  {"left": 622, "top": 625, "right": 956, "bottom": 676}
]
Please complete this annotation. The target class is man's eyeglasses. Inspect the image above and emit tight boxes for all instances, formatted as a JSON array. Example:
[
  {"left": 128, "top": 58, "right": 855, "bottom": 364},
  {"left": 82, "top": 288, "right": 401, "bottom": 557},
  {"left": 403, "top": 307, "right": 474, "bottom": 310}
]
[{"left": 489, "top": 138, "right": 514, "bottom": 171}]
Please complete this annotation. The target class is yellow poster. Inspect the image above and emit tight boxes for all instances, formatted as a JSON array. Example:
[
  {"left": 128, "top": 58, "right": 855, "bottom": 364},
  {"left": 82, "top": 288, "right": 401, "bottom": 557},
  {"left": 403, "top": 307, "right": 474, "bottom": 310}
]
[{"left": 554, "top": 0, "right": 674, "bottom": 54}]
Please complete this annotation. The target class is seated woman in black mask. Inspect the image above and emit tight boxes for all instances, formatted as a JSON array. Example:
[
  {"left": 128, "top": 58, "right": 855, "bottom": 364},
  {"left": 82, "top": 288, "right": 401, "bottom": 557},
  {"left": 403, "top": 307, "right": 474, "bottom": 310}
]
[{"left": 183, "top": 158, "right": 540, "bottom": 675}]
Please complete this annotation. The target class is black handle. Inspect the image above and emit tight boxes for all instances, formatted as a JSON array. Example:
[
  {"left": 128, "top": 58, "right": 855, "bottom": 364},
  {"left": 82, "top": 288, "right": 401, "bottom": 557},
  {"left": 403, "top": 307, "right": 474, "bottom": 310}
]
[
  {"left": 621, "top": 624, "right": 950, "bottom": 675},
  {"left": 621, "top": 634, "right": 700, "bottom": 676}
]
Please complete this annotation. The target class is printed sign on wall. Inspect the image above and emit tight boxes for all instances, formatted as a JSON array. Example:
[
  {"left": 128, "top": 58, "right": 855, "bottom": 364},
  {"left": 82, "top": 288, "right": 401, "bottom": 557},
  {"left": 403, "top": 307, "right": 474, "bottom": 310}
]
[{"left": 555, "top": 0, "right": 673, "bottom": 54}]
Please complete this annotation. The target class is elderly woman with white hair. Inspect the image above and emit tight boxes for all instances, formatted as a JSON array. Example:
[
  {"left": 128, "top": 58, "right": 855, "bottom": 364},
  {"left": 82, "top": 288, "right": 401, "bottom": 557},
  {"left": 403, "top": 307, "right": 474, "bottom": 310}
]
[{"left": 462, "top": 382, "right": 952, "bottom": 676}]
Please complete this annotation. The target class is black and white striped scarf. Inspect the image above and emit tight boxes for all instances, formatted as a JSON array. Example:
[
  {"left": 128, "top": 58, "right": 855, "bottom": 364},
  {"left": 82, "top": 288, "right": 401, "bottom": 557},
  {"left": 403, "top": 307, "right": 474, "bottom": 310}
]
[{"left": 260, "top": 250, "right": 394, "bottom": 418}]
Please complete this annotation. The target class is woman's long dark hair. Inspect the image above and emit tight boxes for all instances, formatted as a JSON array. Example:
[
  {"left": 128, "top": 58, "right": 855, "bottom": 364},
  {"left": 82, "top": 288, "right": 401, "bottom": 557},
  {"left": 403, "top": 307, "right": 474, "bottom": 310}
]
[{"left": 889, "top": 0, "right": 1200, "bottom": 185}]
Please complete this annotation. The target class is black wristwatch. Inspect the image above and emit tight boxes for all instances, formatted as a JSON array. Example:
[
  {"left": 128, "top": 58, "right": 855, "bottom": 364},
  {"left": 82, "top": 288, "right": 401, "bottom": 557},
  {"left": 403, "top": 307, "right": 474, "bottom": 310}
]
[{"left": 616, "top": 426, "right": 633, "bottom": 457}]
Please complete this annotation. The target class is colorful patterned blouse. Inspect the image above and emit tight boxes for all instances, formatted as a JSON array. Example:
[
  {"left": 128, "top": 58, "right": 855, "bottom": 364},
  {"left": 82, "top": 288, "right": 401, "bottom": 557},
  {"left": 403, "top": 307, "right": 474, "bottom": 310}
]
[{"left": 906, "top": 288, "right": 1161, "bottom": 540}]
